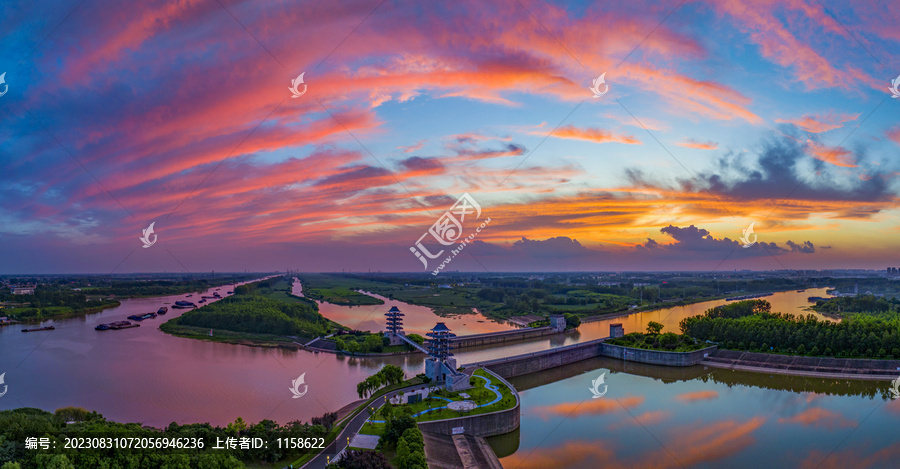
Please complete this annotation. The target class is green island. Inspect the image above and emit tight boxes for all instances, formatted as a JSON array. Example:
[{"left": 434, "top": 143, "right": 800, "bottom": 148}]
[
  {"left": 606, "top": 321, "right": 707, "bottom": 352},
  {"left": 160, "top": 277, "right": 341, "bottom": 348},
  {"left": 299, "top": 275, "right": 384, "bottom": 306},
  {"left": 681, "top": 298, "right": 900, "bottom": 358},
  {"left": 159, "top": 276, "right": 426, "bottom": 355},
  {"left": 0, "top": 406, "right": 340, "bottom": 469}
]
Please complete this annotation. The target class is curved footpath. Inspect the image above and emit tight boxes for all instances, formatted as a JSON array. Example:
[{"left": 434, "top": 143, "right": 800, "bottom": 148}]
[
  {"left": 367, "top": 373, "right": 503, "bottom": 423},
  {"left": 297, "top": 383, "right": 422, "bottom": 469}
]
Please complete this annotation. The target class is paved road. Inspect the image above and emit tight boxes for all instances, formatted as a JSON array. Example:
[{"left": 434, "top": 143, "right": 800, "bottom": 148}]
[{"left": 298, "top": 384, "right": 421, "bottom": 469}]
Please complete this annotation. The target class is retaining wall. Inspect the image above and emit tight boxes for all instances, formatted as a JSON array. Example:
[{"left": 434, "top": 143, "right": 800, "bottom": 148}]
[
  {"left": 466, "top": 338, "right": 606, "bottom": 379},
  {"left": 599, "top": 343, "right": 717, "bottom": 367},
  {"left": 703, "top": 349, "right": 900, "bottom": 378},
  {"left": 450, "top": 326, "right": 559, "bottom": 349},
  {"left": 416, "top": 369, "right": 520, "bottom": 438}
]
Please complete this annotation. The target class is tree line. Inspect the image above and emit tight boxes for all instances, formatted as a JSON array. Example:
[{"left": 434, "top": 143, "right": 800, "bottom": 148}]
[
  {"left": 356, "top": 365, "right": 405, "bottom": 399},
  {"left": 680, "top": 300, "right": 900, "bottom": 358},
  {"left": 0, "top": 406, "right": 340, "bottom": 468},
  {"left": 177, "top": 295, "right": 329, "bottom": 338}
]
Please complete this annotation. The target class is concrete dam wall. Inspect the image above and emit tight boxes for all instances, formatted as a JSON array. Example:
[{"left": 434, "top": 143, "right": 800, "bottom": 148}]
[
  {"left": 464, "top": 338, "right": 715, "bottom": 380},
  {"left": 601, "top": 343, "right": 717, "bottom": 367},
  {"left": 449, "top": 326, "right": 560, "bottom": 349}
]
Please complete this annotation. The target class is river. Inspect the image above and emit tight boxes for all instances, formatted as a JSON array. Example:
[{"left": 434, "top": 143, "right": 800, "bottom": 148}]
[{"left": 5, "top": 282, "right": 893, "bottom": 468}]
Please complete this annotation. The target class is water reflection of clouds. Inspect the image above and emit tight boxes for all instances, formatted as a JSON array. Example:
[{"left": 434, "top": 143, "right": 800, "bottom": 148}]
[
  {"left": 778, "top": 407, "right": 856, "bottom": 429},
  {"left": 885, "top": 398, "right": 900, "bottom": 414},
  {"left": 608, "top": 410, "right": 671, "bottom": 430},
  {"left": 798, "top": 442, "right": 900, "bottom": 469},
  {"left": 674, "top": 390, "right": 719, "bottom": 402},
  {"left": 503, "top": 417, "right": 766, "bottom": 469},
  {"left": 532, "top": 396, "right": 644, "bottom": 420}
]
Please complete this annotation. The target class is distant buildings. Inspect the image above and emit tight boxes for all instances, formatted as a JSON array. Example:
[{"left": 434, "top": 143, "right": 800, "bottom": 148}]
[{"left": 11, "top": 286, "right": 34, "bottom": 295}]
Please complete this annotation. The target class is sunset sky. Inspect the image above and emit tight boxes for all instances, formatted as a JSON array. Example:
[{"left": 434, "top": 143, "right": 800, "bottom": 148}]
[{"left": 2, "top": 0, "right": 899, "bottom": 274}]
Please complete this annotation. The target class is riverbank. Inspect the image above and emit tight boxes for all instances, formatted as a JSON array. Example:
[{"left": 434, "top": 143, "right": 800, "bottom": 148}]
[
  {"left": 578, "top": 291, "right": 782, "bottom": 324},
  {"left": 158, "top": 321, "right": 302, "bottom": 350},
  {"left": 2, "top": 300, "right": 121, "bottom": 324}
]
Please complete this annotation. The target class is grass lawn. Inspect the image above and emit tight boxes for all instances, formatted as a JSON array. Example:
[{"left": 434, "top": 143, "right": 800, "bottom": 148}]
[{"left": 363, "top": 368, "right": 517, "bottom": 429}]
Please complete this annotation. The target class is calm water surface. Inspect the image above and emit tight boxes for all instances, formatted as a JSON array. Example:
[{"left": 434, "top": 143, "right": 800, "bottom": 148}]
[{"left": 495, "top": 356, "right": 898, "bottom": 468}]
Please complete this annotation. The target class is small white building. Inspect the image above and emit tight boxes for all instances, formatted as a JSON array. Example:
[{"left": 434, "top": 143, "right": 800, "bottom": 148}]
[
  {"left": 550, "top": 314, "right": 567, "bottom": 332},
  {"left": 12, "top": 287, "right": 34, "bottom": 295}
]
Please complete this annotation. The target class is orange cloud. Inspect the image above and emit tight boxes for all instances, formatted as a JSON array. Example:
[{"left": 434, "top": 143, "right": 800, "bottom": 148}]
[
  {"left": 887, "top": 128, "right": 900, "bottom": 146},
  {"left": 805, "top": 140, "right": 857, "bottom": 167},
  {"left": 398, "top": 140, "right": 426, "bottom": 153},
  {"left": 676, "top": 139, "right": 718, "bottom": 150},
  {"left": 549, "top": 125, "right": 641, "bottom": 145},
  {"left": 778, "top": 407, "right": 855, "bottom": 429},
  {"left": 776, "top": 113, "right": 860, "bottom": 133},
  {"left": 711, "top": 0, "right": 876, "bottom": 91},
  {"left": 675, "top": 390, "right": 719, "bottom": 402}
]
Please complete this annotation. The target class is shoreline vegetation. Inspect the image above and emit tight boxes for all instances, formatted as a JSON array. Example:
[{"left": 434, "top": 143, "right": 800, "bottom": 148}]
[
  {"left": 161, "top": 276, "right": 430, "bottom": 355},
  {"left": 160, "top": 277, "right": 343, "bottom": 347},
  {"left": 606, "top": 321, "right": 707, "bottom": 352},
  {"left": 683, "top": 299, "right": 900, "bottom": 359}
]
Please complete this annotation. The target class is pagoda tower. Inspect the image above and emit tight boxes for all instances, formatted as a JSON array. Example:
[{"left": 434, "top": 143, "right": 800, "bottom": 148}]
[{"left": 385, "top": 306, "right": 405, "bottom": 345}]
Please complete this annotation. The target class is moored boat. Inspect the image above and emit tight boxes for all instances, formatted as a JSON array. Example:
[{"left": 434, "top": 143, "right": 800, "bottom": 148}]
[
  {"left": 22, "top": 326, "right": 55, "bottom": 333},
  {"left": 110, "top": 320, "right": 139, "bottom": 330},
  {"left": 157, "top": 307, "right": 168, "bottom": 315}
]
